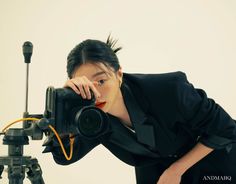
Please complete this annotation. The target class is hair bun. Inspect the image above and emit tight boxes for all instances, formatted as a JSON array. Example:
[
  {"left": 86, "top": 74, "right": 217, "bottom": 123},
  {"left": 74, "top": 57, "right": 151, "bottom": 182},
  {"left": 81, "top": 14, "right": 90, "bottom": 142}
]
[{"left": 106, "top": 34, "right": 122, "bottom": 53}]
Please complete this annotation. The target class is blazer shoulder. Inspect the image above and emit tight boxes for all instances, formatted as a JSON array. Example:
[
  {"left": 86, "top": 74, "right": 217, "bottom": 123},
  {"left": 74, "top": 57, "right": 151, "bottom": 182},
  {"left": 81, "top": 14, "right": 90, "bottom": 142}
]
[
  {"left": 123, "top": 71, "right": 187, "bottom": 90},
  {"left": 122, "top": 71, "right": 189, "bottom": 118}
]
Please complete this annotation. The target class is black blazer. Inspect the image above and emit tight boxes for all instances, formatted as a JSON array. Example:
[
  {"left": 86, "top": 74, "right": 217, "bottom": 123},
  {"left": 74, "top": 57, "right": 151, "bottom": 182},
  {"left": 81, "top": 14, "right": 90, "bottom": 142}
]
[{"left": 44, "top": 71, "right": 236, "bottom": 167}]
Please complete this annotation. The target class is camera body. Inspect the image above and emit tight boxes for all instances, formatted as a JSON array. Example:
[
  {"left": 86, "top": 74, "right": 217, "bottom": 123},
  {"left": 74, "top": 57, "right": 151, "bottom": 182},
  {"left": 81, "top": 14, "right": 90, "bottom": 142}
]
[{"left": 44, "top": 87, "right": 110, "bottom": 139}]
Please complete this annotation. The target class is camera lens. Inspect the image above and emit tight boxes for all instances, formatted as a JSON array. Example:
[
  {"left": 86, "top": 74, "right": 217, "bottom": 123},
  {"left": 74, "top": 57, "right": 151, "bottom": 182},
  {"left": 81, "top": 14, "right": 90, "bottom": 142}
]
[{"left": 76, "top": 107, "right": 104, "bottom": 138}]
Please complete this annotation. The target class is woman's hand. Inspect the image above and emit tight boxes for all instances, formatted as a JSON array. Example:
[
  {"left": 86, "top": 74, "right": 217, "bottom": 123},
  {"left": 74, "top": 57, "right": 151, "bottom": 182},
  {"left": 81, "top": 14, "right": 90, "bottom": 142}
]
[
  {"left": 156, "top": 165, "right": 182, "bottom": 184},
  {"left": 64, "top": 76, "right": 101, "bottom": 99}
]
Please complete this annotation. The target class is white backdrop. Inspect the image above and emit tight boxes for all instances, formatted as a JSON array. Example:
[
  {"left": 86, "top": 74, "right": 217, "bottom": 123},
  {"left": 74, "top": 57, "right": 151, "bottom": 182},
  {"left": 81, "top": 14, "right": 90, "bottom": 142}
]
[{"left": 0, "top": 0, "right": 236, "bottom": 183}]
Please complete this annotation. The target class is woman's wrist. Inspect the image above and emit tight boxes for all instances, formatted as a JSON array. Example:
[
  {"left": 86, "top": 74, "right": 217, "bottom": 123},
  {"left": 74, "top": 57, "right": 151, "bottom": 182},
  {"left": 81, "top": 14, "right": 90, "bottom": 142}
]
[
  {"left": 167, "top": 161, "right": 188, "bottom": 176},
  {"left": 167, "top": 143, "right": 214, "bottom": 176}
]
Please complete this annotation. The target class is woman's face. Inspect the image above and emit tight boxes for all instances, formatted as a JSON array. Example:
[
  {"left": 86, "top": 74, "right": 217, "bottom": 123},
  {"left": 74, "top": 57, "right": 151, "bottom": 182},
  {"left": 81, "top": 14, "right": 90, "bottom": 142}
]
[{"left": 73, "top": 62, "right": 122, "bottom": 113}]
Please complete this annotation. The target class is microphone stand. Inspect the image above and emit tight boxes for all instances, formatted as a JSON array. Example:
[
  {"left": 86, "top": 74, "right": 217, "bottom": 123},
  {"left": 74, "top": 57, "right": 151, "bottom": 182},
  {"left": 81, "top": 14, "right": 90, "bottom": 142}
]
[{"left": 0, "top": 41, "right": 45, "bottom": 184}]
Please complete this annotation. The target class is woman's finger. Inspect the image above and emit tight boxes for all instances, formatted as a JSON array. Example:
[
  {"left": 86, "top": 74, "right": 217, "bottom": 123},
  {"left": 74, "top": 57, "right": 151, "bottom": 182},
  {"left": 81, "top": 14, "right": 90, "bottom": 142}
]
[
  {"left": 83, "top": 83, "right": 91, "bottom": 99},
  {"left": 79, "top": 77, "right": 92, "bottom": 99},
  {"left": 70, "top": 78, "right": 86, "bottom": 98},
  {"left": 65, "top": 80, "right": 80, "bottom": 95},
  {"left": 75, "top": 81, "right": 87, "bottom": 99},
  {"left": 83, "top": 77, "right": 101, "bottom": 99},
  {"left": 90, "top": 81, "right": 101, "bottom": 99},
  {"left": 65, "top": 76, "right": 99, "bottom": 100}
]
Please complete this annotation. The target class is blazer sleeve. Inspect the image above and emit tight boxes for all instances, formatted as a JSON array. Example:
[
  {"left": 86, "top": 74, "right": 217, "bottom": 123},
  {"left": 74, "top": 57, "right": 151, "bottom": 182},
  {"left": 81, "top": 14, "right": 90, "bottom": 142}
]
[
  {"left": 176, "top": 72, "right": 236, "bottom": 152},
  {"left": 43, "top": 135, "right": 100, "bottom": 165}
]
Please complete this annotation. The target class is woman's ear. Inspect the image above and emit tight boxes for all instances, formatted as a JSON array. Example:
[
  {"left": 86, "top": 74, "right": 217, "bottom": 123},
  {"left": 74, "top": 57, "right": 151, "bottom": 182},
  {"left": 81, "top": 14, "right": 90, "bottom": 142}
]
[
  {"left": 118, "top": 67, "right": 123, "bottom": 80},
  {"left": 116, "top": 67, "right": 123, "bottom": 87}
]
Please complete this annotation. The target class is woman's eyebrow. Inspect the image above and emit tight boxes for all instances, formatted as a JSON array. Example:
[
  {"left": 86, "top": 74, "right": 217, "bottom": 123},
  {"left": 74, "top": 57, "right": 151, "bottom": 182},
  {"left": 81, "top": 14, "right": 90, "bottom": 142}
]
[{"left": 92, "top": 71, "right": 107, "bottom": 78}]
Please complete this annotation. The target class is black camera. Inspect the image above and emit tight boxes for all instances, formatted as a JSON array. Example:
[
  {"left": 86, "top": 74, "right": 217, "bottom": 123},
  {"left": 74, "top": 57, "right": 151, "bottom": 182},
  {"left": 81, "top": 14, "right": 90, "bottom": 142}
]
[{"left": 43, "top": 87, "right": 110, "bottom": 139}]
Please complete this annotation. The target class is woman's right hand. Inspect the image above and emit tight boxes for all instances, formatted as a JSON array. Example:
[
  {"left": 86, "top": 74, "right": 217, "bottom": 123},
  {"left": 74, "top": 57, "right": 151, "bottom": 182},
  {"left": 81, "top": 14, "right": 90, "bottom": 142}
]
[{"left": 63, "top": 76, "right": 101, "bottom": 100}]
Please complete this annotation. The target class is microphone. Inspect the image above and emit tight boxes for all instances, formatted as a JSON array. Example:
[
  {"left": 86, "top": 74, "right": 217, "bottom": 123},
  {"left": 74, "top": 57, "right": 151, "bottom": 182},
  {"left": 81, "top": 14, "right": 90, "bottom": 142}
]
[
  {"left": 22, "top": 41, "right": 33, "bottom": 63},
  {"left": 22, "top": 41, "right": 33, "bottom": 128}
]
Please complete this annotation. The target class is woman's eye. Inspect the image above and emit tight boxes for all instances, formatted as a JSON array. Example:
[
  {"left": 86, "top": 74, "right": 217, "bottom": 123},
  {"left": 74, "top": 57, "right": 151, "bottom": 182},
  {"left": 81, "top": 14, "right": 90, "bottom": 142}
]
[{"left": 98, "top": 79, "right": 106, "bottom": 86}]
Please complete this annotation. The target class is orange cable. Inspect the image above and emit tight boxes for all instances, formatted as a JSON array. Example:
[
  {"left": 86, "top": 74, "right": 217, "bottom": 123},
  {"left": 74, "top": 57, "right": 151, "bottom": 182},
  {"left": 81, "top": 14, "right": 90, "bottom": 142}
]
[{"left": 1, "top": 118, "right": 75, "bottom": 161}]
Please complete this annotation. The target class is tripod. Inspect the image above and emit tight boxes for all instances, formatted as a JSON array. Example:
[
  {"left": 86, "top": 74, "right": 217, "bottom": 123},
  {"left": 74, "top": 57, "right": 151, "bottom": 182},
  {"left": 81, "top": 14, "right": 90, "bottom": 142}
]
[{"left": 0, "top": 128, "right": 45, "bottom": 184}]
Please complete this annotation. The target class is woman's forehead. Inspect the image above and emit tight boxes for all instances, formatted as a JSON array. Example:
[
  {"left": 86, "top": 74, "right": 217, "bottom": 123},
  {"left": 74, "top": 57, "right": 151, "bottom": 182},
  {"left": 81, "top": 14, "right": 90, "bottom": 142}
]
[{"left": 73, "top": 62, "right": 112, "bottom": 79}]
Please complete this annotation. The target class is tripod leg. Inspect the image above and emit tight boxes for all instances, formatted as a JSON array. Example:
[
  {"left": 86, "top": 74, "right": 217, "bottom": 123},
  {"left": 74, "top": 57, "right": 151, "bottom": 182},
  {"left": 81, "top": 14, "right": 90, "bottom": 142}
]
[
  {"left": 26, "top": 158, "right": 45, "bottom": 184},
  {"left": 0, "top": 165, "right": 3, "bottom": 179},
  {"left": 8, "top": 165, "right": 25, "bottom": 184}
]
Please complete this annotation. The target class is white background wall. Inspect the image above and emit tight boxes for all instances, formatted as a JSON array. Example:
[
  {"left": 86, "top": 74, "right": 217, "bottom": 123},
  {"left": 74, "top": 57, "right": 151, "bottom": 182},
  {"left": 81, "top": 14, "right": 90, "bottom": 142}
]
[{"left": 0, "top": 0, "right": 236, "bottom": 183}]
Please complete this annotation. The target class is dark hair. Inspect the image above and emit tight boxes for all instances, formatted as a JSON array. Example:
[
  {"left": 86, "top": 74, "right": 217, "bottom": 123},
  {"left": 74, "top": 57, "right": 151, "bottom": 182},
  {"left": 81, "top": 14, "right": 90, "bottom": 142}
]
[{"left": 67, "top": 35, "right": 122, "bottom": 79}]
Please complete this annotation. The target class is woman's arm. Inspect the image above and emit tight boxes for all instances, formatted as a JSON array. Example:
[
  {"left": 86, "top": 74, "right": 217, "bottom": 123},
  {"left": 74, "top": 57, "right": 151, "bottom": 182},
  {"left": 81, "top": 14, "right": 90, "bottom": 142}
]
[
  {"left": 169, "top": 142, "right": 214, "bottom": 175},
  {"left": 176, "top": 72, "right": 236, "bottom": 152},
  {"left": 156, "top": 142, "right": 214, "bottom": 184}
]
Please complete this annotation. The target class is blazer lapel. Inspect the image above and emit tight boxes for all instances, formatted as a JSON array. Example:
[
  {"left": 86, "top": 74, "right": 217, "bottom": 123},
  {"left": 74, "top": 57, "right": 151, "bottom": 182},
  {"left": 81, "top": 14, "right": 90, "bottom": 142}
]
[
  {"left": 121, "top": 83, "right": 157, "bottom": 149},
  {"left": 121, "top": 81, "right": 182, "bottom": 156},
  {"left": 107, "top": 114, "right": 159, "bottom": 158}
]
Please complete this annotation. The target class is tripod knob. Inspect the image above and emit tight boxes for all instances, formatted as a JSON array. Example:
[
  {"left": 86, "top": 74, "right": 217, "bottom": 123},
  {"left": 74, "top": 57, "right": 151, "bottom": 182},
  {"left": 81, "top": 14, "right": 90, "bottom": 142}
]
[{"left": 3, "top": 128, "right": 29, "bottom": 146}]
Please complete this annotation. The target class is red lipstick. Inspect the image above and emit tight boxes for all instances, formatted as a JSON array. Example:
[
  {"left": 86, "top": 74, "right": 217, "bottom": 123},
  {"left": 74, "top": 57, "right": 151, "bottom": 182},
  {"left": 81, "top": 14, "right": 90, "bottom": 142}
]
[{"left": 95, "top": 102, "right": 106, "bottom": 109}]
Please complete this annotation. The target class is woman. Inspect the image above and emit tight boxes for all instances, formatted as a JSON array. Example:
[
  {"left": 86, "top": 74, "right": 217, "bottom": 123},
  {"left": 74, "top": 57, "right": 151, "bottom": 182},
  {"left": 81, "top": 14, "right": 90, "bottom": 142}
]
[{"left": 44, "top": 37, "right": 236, "bottom": 184}]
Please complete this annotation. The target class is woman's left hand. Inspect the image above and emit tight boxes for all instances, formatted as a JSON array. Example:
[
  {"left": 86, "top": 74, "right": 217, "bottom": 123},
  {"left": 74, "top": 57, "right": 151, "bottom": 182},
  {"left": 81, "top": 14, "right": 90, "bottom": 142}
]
[{"left": 156, "top": 166, "right": 182, "bottom": 184}]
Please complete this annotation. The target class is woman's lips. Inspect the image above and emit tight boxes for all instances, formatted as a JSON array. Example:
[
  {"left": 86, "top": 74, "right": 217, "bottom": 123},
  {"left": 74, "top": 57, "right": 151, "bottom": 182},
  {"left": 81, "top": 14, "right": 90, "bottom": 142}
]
[{"left": 95, "top": 102, "right": 106, "bottom": 109}]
